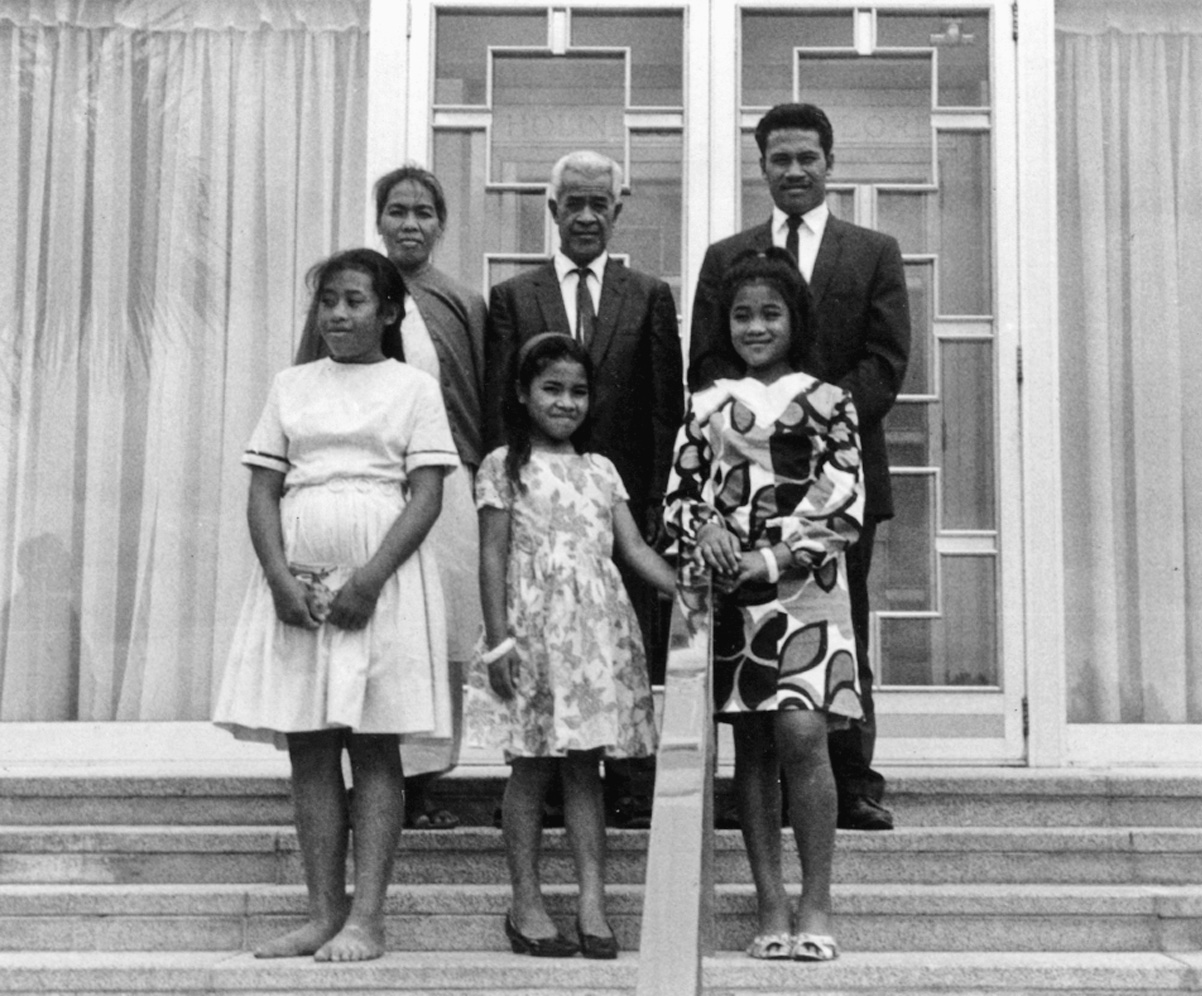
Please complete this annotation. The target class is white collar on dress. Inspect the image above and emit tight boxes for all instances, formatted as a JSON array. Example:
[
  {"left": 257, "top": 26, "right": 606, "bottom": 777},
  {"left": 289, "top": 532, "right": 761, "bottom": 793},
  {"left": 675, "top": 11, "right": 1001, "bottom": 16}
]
[{"left": 695, "top": 371, "right": 813, "bottom": 425}]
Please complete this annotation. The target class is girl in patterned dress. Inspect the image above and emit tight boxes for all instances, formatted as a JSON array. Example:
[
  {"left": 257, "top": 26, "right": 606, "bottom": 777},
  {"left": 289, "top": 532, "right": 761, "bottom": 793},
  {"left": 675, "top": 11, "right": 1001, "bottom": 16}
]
[
  {"left": 466, "top": 333, "right": 674, "bottom": 958},
  {"left": 665, "top": 248, "right": 865, "bottom": 963},
  {"left": 214, "top": 249, "right": 459, "bottom": 962}
]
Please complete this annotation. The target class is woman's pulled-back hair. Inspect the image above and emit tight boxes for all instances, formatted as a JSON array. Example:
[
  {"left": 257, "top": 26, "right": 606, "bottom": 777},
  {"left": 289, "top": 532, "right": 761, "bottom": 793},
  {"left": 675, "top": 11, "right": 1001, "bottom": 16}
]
[
  {"left": 503, "top": 333, "right": 593, "bottom": 493},
  {"left": 294, "top": 248, "right": 407, "bottom": 364},
  {"left": 718, "top": 246, "right": 811, "bottom": 373},
  {"left": 374, "top": 164, "right": 448, "bottom": 227}
]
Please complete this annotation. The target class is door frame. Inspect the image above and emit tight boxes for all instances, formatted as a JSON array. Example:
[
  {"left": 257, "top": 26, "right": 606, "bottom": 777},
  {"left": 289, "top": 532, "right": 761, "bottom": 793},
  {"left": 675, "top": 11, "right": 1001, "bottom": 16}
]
[{"left": 714, "top": 0, "right": 1027, "bottom": 763}]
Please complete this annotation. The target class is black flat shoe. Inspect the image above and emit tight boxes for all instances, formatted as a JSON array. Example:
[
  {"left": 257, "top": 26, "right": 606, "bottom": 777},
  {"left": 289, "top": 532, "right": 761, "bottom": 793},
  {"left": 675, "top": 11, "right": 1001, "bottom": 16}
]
[
  {"left": 504, "top": 912, "right": 579, "bottom": 957},
  {"left": 576, "top": 918, "right": 619, "bottom": 960}
]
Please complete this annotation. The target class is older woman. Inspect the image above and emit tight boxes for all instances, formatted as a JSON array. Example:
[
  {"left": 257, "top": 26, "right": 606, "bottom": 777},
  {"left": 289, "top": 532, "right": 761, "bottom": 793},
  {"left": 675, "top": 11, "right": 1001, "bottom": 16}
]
[{"left": 297, "top": 165, "right": 486, "bottom": 828}]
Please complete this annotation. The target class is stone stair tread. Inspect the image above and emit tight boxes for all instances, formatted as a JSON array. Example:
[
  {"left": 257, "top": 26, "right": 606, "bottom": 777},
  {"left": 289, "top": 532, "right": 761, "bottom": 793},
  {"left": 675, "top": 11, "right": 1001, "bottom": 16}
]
[
  {"left": 7, "top": 824, "right": 1202, "bottom": 851},
  {"left": 6, "top": 767, "right": 1202, "bottom": 797},
  {"left": 8, "top": 769, "right": 1202, "bottom": 829},
  {"left": 4, "top": 880, "right": 1202, "bottom": 914},
  {"left": 0, "top": 949, "right": 1201, "bottom": 993}
]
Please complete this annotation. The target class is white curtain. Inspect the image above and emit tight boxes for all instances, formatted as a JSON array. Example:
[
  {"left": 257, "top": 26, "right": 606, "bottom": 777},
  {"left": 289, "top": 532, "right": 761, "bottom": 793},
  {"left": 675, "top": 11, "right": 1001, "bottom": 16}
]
[
  {"left": 0, "top": 0, "right": 369, "bottom": 720},
  {"left": 1057, "top": 0, "right": 1202, "bottom": 722}
]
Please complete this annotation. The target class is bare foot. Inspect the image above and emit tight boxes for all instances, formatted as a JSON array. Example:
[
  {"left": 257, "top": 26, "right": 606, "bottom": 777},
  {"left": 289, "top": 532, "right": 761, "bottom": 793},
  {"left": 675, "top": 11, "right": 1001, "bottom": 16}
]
[
  {"left": 254, "top": 919, "right": 344, "bottom": 958},
  {"left": 314, "top": 920, "right": 386, "bottom": 962}
]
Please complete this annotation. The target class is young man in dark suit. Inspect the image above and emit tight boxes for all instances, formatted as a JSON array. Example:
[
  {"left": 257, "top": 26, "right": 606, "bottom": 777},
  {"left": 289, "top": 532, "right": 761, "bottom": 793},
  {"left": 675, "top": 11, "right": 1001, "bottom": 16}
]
[
  {"left": 689, "top": 103, "right": 910, "bottom": 831},
  {"left": 485, "top": 150, "right": 683, "bottom": 827}
]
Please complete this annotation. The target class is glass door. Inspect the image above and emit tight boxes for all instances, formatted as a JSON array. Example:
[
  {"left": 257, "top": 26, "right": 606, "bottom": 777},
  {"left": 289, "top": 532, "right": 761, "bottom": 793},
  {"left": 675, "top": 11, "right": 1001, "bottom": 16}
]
[
  {"left": 719, "top": 1, "right": 1024, "bottom": 762},
  {"left": 404, "top": 0, "right": 1024, "bottom": 765}
]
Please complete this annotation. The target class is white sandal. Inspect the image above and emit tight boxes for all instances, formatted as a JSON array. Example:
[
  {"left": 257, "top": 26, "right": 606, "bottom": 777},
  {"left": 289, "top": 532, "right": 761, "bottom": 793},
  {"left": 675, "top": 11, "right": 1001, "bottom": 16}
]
[
  {"left": 747, "top": 932, "right": 793, "bottom": 960},
  {"left": 791, "top": 932, "right": 839, "bottom": 962}
]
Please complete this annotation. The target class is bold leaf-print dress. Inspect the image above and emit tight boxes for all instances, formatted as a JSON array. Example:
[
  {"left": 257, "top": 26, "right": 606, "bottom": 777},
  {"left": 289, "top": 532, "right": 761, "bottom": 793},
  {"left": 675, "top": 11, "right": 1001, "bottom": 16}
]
[
  {"left": 664, "top": 372, "right": 865, "bottom": 721},
  {"left": 464, "top": 449, "right": 658, "bottom": 760}
]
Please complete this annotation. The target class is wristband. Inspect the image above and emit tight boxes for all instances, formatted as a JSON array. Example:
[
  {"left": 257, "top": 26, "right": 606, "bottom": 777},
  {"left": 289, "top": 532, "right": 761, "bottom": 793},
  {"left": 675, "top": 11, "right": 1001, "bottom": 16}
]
[
  {"left": 759, "top": 547, "right": 781, "bottom": 583},
  {"left": 481, "top": 637, "right": 516, "bottom": 665}
]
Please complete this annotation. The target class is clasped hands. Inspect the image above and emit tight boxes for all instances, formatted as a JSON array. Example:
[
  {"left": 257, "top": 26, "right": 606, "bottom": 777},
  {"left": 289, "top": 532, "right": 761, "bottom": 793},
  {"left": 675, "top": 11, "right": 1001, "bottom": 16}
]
[
  {"left": 694, "top": 523, "right": 778, "bottom": 593},
  {"left": 270, "top": 572, "right": 380, "bottom": 631}
]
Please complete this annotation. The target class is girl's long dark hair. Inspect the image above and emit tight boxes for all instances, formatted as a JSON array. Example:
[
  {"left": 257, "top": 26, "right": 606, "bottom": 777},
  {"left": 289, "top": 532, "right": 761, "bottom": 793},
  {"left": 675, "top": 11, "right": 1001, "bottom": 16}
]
[
  {"left": 294, "top": 249, "right": 407, "bottom": 364},
  {"left": 503, "top": 333, "right": 593, "bottom": 494},
  {"left": 715, "top": 246, "right": 811, "bottom": 375}
]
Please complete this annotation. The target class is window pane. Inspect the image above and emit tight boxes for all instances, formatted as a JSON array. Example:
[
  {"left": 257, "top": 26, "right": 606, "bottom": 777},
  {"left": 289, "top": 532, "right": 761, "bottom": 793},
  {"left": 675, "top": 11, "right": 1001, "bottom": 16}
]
[
  {"left": 572, "top": 11, "right": 683, "bottom": 106},
  {"left": 492, "top": 54, "right": 627, "bottom": 184},
  {"left": 621, "top": 132, "right": 683, "bottom": 302},
  {"left": 797, "top": 56, "right": 934, "bottom": 184},
  {"left": 827, "top": 189, "right": 854, "bottom": 220},
  {"left": 876, "top": 12, "right": 991, "bottom": 107},
  {"left": 941, "top": 340, "right": 995, "bottom": 530},
  {"left": 879, "top": 618, "right": 933, "bottom": 685},
  {"left": 940, "top": 556, "right": 998, "bottom": 685},
  {"left": 885, "top": 401, "right": 934, "bottom": 468},
  {"left": 872, "top": 472, "right": 935, "bottom": 614},
  {"left": 740, "top": 131, "right": 774, "bottom": 230},
  {"left": 903, "top": 260, "right": 934, "bottom": 395},
  {"left": 432, "top": 130, "right": 490, "bottom": 295},
  {"left": 937, "top": 131, "right": 992, "bottom": 315},
  {"left": 878, "top": 190, "right": 931, "bottom": 254},
  {"left": 434, "top": 11, "right": 547, "bottom": 105},
  {"left": 742, "top": 11, "right": 855, "bottom": 108},
  {"left": 878, "top": 557, "right": 997, "bottom": 686}
]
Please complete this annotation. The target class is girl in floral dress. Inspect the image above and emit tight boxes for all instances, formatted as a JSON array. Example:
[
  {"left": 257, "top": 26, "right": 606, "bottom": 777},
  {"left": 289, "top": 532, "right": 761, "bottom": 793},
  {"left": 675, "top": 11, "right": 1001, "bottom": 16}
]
[
  {"left": 665, "top": 248, "right": 865, "bottom": 963},
  {"left": 466, "top": 333, "right": 674, "bottom": 959}
]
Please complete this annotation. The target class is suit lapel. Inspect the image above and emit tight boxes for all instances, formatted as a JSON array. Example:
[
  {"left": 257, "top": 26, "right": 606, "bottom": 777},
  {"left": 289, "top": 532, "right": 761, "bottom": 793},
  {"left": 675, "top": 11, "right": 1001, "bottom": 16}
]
[
  {"left": 532, "top": 263, "right": 571, "bottom": 335},
  {"left": 589, "top": 259, "right": 627, "bottom": 369},
  {"left": 808, "top": 217, "right": 844, "bottom": 306}
]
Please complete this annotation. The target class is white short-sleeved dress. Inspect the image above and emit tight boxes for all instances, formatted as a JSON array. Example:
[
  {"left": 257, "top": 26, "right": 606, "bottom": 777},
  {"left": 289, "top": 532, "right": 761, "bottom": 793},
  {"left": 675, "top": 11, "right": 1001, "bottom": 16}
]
[
  {"left": 213, "top": 358, "right": 459, "bottom": 749},
  {"left": 464, "top": 448, "right": 658, "bottom": 760}
]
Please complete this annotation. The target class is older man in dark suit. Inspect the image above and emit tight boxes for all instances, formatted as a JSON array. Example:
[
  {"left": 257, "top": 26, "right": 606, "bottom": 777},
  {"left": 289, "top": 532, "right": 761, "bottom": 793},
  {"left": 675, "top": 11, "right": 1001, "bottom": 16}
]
[
  {"left": 484, "top": 150, "right": 683, "bottom": 826},
  {"left": 689, "top": 103, "right": 910, "bottom": 831}
]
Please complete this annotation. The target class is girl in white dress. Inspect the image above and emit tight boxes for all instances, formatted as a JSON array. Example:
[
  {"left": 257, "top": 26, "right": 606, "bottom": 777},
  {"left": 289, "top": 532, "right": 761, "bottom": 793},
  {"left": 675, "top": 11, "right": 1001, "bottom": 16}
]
[
  {"left": 213, "top": 249, "right": 458, "bottom": 962},
  {"left": 467, "top": 333, "right": 674, "bottom": 959}
]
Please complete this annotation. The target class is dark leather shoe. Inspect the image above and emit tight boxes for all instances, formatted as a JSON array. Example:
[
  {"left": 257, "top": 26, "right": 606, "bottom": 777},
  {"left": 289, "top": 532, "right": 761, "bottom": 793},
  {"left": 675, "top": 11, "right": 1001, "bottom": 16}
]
[
  {"left": 837, "top": 797, "right": 894, "bottom": 831},
  {"left": 609, "top": 795, "right": 652, "bottom": 830},
  {"left": 715, "top": 804, "right": 741, "bottom": 830},
  {"left": 576, "top": 918, "right": 619, "bottom": 960},
  {"left": 504, "top": 912, "right": 579, "bottom": 957}
]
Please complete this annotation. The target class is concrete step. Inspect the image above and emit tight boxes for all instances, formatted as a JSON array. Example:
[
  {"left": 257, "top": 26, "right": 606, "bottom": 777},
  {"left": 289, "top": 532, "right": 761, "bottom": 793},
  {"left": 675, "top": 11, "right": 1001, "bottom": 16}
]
[
  {"left": 0, "top": 777, "right": 294, "bottom": 827},
  {"left": 2, "top": 950, "right": 1202, "bottom": 995},
  {"left": 7, "top": 769, "right": 1202, "bottom": 828},
  {"left": 2, "top": 882, "right": 1201, "bottom": 954},
  {"left": 5, "top": 825, "right": 1202, "bottom": 887}
]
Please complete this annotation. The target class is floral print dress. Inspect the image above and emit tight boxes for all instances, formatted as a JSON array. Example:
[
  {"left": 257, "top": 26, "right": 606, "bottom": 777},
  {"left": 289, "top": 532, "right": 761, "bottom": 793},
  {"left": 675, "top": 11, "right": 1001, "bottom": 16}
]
[
  {"left": 664, "top": 371, "right": 865, "bottom": 721},
  {"left": 464, "top": 448, "right": 658, "bottom": 760}
]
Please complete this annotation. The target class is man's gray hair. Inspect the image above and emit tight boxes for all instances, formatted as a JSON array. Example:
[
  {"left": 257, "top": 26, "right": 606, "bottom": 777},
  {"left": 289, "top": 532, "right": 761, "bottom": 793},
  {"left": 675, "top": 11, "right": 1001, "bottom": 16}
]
[{"left": 548, "top": 151, "right": 624, "bottom": 202}]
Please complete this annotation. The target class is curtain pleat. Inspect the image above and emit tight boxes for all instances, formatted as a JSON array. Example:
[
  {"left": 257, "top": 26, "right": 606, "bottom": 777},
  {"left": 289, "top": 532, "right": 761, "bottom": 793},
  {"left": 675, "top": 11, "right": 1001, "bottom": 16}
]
[
  {"left": 1059, "top": 11, "right": 1202, "bottom": 723},
  {"left": 0, "top": 5, "right": 368, "bottom": 721}
]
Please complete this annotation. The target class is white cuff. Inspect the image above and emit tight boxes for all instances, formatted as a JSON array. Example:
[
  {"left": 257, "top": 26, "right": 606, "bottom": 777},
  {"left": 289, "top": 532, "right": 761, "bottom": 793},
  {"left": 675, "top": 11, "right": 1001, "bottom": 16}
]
[
  {"left": 760, "top": 547, "right": 780, "bottom": 583},
  {"left": 481, "top": 636, "right": 516, "bottom": 664}
]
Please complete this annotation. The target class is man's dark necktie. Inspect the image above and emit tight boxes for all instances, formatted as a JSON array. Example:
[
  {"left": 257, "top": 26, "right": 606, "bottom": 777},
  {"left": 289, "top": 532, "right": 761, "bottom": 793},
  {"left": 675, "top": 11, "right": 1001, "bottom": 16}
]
[
  {"left": 574, "top": 268, "right": 596, "bottom": 347},
  {"left": 785, "top": 214, "right": 803, "bottom": 263}
]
